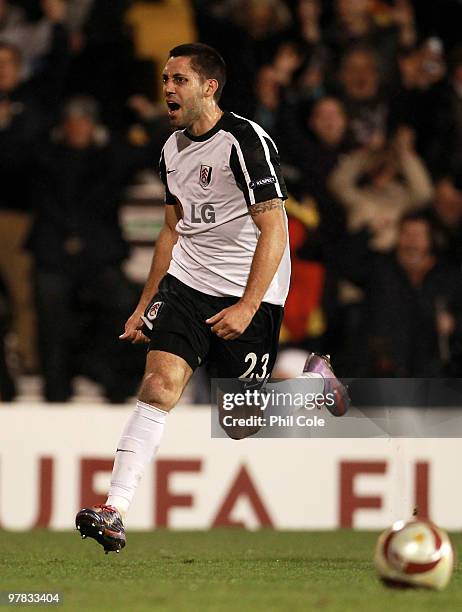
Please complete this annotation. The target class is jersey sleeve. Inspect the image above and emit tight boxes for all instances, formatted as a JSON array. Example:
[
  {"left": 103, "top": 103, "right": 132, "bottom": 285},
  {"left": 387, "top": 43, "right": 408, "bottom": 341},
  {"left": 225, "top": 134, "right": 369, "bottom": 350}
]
[
  {"left": 229, "top": 123, "right": 288, "bottom": 206},
  {"left": 159, "top": 148, "right": 176, "bottom": 205}
]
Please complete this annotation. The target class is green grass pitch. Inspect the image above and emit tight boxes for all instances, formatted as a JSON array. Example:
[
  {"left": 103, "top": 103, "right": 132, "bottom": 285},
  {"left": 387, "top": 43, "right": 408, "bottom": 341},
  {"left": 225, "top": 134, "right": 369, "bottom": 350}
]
[{"left": 0, "top": 530, "right": 460, "bottom": 611}]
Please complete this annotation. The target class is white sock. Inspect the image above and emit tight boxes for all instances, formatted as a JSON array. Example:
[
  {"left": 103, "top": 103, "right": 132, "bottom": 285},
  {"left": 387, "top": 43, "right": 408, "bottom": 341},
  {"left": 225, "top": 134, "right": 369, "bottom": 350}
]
[
  {"left": 297, "top": 372, "right": 323, "bottom": 379},
  {"left": 107, "top": 400, "right": 167, "bottom": 518},
  {"left": 264, "top": 372, "right": 325, "bottom": 406},
  {"left": 297, "top": 372, "right": 324, "bottom": 393}
]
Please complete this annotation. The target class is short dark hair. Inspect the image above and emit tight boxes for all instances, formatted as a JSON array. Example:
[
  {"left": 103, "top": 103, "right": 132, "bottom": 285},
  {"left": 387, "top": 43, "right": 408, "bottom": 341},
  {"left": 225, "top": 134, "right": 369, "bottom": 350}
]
[
  {"left": 400, "top": 210, "right": 433, "bottom": 227},
  {"left": 169, "top": 43, "right": 226, "bottom": 101}
]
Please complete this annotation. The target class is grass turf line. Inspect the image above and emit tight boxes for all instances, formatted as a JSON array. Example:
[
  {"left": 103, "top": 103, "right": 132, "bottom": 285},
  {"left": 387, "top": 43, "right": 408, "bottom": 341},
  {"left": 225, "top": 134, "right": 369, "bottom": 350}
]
[{"left": 0, "top": 530, "right": 460, "bottom": 611}]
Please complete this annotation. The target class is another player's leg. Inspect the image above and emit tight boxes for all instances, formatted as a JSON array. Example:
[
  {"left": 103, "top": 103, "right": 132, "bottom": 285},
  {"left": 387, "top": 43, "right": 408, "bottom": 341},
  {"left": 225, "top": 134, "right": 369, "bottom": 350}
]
[
  {"left": 76, "top": 350, "right": 192, "bottom": 553},
  {"left": 301, "top": 353, "right": 349, "bottom": 416}
]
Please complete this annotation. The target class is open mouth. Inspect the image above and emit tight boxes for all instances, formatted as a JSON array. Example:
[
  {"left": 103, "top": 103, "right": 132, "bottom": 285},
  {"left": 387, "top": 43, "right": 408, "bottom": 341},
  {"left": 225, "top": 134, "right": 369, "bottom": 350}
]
[{"left": 166, "top": 102, "right": 181, "bottom": 116}]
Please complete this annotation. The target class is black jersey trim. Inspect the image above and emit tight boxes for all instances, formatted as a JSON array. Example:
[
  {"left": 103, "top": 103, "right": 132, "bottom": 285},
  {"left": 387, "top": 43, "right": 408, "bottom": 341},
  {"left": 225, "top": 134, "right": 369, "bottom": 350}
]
[
  {"left": 230, "top": 144, "right": 251, "bottom": 206},
  {"left": 183, "top": 113, "right": 227, "bottom": 142},
  {"left": 224, "top": 113, "right": 287, "bottom": 204}
]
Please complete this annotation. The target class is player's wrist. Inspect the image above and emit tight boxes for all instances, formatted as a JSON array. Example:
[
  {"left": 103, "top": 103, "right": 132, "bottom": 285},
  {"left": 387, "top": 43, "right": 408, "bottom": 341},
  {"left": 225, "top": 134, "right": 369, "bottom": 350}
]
[
  {"left": 138, "top": 288, "right": 159, "bottom": 312},
  {"left": 239, "top": 296, "right": 260, "bottom": 315},
  {"left": 135, "top": 300, "right": 150, "bottom": 315}
]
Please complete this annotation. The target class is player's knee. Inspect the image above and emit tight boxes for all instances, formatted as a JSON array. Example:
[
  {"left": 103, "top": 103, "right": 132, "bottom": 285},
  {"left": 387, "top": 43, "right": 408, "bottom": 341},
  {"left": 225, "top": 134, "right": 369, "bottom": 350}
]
[{"left": 138, "top": 372, "right": 181, "bottom": 411}]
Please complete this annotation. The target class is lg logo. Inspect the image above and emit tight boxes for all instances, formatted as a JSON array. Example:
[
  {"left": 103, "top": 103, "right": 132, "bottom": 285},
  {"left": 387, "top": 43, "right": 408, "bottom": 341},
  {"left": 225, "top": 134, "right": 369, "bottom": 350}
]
[{"left": 191, "top": 203, "right": 216, "bottom": 223}]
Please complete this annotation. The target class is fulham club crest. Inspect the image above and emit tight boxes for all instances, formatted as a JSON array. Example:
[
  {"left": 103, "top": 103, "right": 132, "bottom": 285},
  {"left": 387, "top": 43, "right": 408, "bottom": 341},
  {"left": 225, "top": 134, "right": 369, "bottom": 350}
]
[
  {"left": 147, "top": 301, "right": 163, "bottom": 321},
  {"left": 141, "top": 300, "right": 163, "bottom": 331},
  {"left": 199, "top": 164, "right": 212, "bottom": 189}
]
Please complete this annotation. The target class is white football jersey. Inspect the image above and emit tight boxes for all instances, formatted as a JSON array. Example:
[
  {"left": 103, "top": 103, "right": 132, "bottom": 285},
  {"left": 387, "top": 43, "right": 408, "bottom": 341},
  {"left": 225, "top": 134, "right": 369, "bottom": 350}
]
[{"left": 159, "top": 111, "right": 290, "bottom": 306}]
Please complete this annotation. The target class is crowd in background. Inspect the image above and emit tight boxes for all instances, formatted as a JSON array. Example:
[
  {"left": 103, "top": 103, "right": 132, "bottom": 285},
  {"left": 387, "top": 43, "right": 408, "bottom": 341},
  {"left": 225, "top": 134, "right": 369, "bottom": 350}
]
[{"left": 1, "top": 0, "right": 462, "bottom": 403}]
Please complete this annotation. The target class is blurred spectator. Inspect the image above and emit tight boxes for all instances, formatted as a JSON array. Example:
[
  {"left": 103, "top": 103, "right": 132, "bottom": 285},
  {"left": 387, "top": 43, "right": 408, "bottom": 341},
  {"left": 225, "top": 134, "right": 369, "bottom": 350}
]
[
  {"left": 65, "top": 0, "right": 137, "bottom": 128},
  {"left": 343, "top": 212, "right": 462, "bottom": 376},
  {"left": 66, "top": 0, "right": 94, "bottom": 50},
  {"left": 396, "top": 37, "right": 446, "bottom": 97},
  {"left": 337, "top": 45, "right": 388, "bottom": 146},
  {"left": 425, "top": 45, "right": 462, "bottom": 180},
  {"left": 284, "top": 96, "right": 349, "bottom": 203},
  {"left": 389, "top": 0, "right": 417, "bottom": 49},
  {"left": 329, "top": 126, "right": 433, "bottom": 251},
  {"left": 327, "top": 0, "right": 415, "bottom": 73},
  {"left": 392, "top": 38, "right": 446, "bottom": 164},
  {"left": 272, "top": 40, "right": 305, "bottom": 87},
  {"left": 0, "top": 17, "right": 68, "bottom": 373},
  {"left": 291, "top": 0, "right": 328, "bottom": 99},
  {"left": 253, "top": 64, "right": 282, "bottom": 136},
  {"left": 195, "top": 0, "right": 292, "bottom": 115},
  {"left": 253, "top": 40, "right": 307, "bottom": 137},
  {"left": 429, "top": 179, "right": 462, "bottom": 268},
  {"left": 294, "top": 0, "right": 322, "bottom": 48},
  {"left": 329, "top": 0, "right": 375, "bottom": 49},
  {"left": 0, "top": 0, "right": 66, "bottom": 78},
  {"left": 292, "top": 50, "right": 328, "bottom": 105},
  {"left": 232, "top": 0, "right": 292, "bottom": 44},
  {"left": 27, "top": 95, "right": 159, "bottom": 402}
]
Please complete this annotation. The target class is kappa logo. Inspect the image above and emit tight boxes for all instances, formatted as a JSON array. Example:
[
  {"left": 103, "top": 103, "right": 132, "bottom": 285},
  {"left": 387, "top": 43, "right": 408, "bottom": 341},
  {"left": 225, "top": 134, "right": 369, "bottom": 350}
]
[
  {"left": 249, "top": 176, "right": 276, "bottom": 190},
  {"left": 147, "top": 301, "right": 163, "bottom": 321},
  {"left": 199, "top": 164, "right": 213, "bottom": 188}
]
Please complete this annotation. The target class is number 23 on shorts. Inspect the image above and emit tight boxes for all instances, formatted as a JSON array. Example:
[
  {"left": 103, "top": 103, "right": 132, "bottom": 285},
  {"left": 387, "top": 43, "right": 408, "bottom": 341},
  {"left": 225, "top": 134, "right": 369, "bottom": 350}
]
[{"left": 240, "top": 352, "right": 269, "bottom": 380}]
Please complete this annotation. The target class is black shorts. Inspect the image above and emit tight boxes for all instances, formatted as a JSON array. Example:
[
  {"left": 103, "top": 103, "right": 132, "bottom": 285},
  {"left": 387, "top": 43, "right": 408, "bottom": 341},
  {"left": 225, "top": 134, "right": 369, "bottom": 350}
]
[{"left": 142, "top": 274, "right": 283, "bottom": 379}]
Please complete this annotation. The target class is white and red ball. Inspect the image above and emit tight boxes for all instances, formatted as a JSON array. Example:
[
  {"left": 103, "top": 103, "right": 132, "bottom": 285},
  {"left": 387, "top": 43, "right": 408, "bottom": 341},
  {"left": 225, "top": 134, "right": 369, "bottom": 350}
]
[{"left": 374, "top": 519, "right": 454, "bottom": 590}]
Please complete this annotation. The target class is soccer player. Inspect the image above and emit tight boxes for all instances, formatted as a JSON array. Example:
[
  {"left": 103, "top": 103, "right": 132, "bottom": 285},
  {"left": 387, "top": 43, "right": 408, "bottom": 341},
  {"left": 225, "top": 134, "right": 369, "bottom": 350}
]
[{"left": 75, "top": 43, "right": 348, "bottom": 553}]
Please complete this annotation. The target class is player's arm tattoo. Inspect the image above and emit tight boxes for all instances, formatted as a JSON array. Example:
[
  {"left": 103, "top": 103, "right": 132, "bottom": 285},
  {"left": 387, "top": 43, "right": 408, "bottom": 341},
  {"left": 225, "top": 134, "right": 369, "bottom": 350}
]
[{"left": 248, "top": 198, "right": 284, "bottom": 217}]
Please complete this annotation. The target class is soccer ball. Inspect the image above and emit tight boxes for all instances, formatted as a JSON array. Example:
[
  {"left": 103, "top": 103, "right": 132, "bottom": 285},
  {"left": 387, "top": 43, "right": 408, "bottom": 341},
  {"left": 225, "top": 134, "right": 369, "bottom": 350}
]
[{"left": 374, "top": 519, "right": 454, "bottom": 590}]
